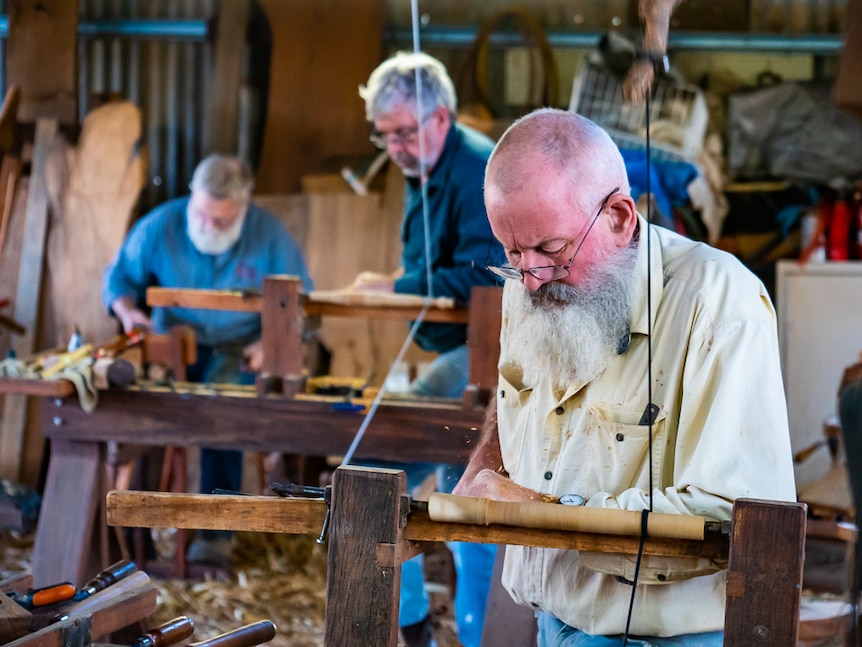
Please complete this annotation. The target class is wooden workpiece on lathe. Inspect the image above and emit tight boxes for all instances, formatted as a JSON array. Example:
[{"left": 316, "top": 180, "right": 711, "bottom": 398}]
[{"left": 428, "top": 493, "right": 707, "bottom": 541}]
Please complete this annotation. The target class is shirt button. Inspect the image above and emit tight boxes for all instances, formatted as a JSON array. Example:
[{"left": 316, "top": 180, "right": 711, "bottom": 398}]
[
  {"left": 544, "top": 471, "right": 553, "bottom": 480},
  {"left": 616, "top": 433, "right": 625, "bottom": 441},
  {"left": 500, "top": 389, "right": 506, "bottom": 398},
  {"left": 555, "top": 406, "right": 565, "bottom": 415}
]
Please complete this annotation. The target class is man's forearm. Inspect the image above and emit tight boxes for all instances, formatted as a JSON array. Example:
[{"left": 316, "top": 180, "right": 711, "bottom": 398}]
[
  {"left": 457, "top": 398, "right": 504, "bottom": 488},
  {"left": 455, "top": 397, "right": 553, "bottom": 502}
]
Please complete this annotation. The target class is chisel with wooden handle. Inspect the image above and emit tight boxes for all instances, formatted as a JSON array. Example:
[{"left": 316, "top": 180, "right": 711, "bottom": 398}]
[
  {"left": 132, "top": 616, "right": 196, "bottom": 647},
  {"left": 189, "top": 620, "right": 277, "bottom": 647}
]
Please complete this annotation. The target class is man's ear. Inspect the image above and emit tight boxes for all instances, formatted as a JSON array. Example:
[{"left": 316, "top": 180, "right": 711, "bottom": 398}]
[{"left": 607, "top": 194, "right": 638, "bottom": 246}]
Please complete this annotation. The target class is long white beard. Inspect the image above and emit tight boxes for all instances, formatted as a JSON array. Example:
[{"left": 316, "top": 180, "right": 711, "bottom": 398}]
[
  {"left": 187, "top": 210, "right": 245, "bottom": 255},
  {"left": 505, "top": 244, "right": 638, "bottom": 389}
]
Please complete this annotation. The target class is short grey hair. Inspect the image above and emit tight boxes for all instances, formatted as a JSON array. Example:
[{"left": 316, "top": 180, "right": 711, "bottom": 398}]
[
  {"left": 189, "top": 154, "right": 254, "bottom": 201},
  {"left": 359, "top": 51, "right": 457, "bottom": 122}
]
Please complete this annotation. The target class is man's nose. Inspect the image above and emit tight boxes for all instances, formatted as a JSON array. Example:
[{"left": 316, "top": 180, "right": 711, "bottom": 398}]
[{"left": 521, "top": 272, "right": 549, "bottom": 291}]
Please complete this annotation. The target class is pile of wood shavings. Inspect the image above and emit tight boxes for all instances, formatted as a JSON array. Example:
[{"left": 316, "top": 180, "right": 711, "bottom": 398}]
[{"left": 147, "top": 532, "right": 327, "bottom": 647}]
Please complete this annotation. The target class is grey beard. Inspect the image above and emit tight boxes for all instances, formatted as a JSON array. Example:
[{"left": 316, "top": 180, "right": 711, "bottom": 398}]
[
  {"left": 187, "top": 211, "right": 244, "bottom": 255},
  {"left": 505, "top": 244, "right": 638, "bottom": 389}
]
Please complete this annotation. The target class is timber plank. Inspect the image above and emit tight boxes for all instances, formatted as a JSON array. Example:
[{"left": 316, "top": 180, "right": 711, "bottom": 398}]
[
  {"left": 0, "top": 377, "right": 74, "bottom": 398},
  {"left": 42, "top": 388, "right": 482, "bottom": 464},
  {"left": 44, "top": 101, "right": 144, "bottom": 347},
  {"left": 30, "top": 439, "right": 102, "bottom": 587},
  {"left": 146, "top": 285, "right": 469, "bottom": 322},
  {"left": 203, "top": 0, "right": 251, "bottom": 155},
  {"left": 106, "top": 491, "right": 327, "bottom": 534},
  {"left": 147, "top": 286, "right": 263, "bottom": 312},
  {"left": 0, "top": 155, "right": 21, "bottom": 256},
  {"left": 255, "top": 0, "right": 386, "bottom": 192},
  {"left": 0, "top": 119, "right": 57, "bottom": 481},
  {"left": 6, "top": 1, "right": 78, "bottom": 125}
]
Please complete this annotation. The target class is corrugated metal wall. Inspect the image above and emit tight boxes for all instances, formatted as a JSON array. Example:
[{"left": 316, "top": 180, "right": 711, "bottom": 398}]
[{"left": 77, "top": 0, "right": 215, "bottom": 211}]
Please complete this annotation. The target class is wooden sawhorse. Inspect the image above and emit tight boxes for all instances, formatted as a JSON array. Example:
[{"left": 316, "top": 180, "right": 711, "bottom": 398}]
[{"left": 106, "top": 466, "right": 808, "bottom": 647}]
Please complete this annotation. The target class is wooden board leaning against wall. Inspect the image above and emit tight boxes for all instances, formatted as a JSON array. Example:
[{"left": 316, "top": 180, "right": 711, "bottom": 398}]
[{"left": 257, "top": 161, "right": 435, "bottom": 388}]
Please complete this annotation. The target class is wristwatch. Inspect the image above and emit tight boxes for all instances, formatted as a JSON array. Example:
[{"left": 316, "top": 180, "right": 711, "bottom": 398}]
[{"left": 559, "top": 493, "right": 585, "bottom": 506}]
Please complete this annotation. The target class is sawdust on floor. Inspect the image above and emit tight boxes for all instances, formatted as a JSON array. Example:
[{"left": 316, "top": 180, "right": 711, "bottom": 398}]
[{"left": 0, "top": 530, "right": 463, "bottom": 647}]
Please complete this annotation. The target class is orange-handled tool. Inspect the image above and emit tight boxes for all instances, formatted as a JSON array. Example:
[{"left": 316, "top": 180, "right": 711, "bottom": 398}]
[{"left": 9, "top": 582, "right": 76, "bottom": 610}]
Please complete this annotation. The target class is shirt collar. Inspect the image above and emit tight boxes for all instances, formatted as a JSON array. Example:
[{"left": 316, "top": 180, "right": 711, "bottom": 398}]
[{"left": 628, "top": 214, "right": 664, "bottom": 339}]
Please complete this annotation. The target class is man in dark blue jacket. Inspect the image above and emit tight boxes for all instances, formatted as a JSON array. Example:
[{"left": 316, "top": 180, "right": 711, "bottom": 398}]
[{"left": 352, "top": 51, "right": 502, "bottom": 647}]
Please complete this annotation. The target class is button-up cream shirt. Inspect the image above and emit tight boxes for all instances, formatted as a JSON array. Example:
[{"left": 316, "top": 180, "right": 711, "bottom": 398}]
[{"left": 498, "top": 217, "right": 796, "bottom": 637}]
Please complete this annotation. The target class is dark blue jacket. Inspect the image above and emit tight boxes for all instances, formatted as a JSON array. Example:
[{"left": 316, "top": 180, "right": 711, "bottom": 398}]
[{"left": 393, "top": 122, "right": 503, "bottom": 353}]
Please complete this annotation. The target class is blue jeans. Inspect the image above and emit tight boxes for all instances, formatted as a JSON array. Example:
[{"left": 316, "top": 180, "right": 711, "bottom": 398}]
[
  {"left": 537, "top": 613, "right": 724, "bottom": 647},
  {"left": 363, "top": 345, "right": 496, "bottom": 647}
]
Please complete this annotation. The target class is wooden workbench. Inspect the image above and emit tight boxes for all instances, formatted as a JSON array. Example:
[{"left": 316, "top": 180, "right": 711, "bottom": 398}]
[{"left": 27, "top": 282, "right": 502, "bottom": 588}]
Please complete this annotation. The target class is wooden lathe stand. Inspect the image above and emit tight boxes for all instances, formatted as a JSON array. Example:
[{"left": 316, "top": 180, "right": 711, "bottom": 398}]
[
  {"left": 28, "top": 278, "right": 502, "bottom": 587},
  {"left": 106, "top": 466, "right": 808, "bottom": 647}
]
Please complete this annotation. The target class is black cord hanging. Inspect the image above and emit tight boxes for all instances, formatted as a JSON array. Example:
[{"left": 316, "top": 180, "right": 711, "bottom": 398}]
[{"left": 622, "top": 79, "right": 658, "bottom": 647}]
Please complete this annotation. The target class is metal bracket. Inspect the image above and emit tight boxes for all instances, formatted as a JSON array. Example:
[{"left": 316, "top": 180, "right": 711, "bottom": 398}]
[{"left": 61, "top": 616, "right": 92, "bottom": 647}]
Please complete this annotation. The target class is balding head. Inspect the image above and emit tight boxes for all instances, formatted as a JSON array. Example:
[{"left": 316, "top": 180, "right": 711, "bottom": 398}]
[{"left": 486, "top": 108, "right": 630, "bottom": 214}]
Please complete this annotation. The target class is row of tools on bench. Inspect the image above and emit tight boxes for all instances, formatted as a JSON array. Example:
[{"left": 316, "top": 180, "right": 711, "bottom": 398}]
[{"left": 0, "top": 559, "right": 277, "bottom": 647}]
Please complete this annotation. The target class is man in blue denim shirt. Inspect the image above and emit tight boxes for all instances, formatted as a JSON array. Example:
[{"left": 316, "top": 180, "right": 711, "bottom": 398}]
[
  {"left": 103, "top": 154, "right": 313, "bottom": 566},
  {"left": 351, "top": 51, "right": 502, "bottom": 647}
]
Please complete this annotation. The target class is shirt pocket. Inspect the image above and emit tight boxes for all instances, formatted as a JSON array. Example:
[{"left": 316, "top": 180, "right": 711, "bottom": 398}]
[
  {"left": 584, "top": 403, "right": 667, "bottom": 493},
  {"left": 497, "top": 372, "right": 532, "bottom": 479}
]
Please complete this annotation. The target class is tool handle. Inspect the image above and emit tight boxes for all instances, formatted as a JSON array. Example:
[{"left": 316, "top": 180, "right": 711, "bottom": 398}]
[
  {"left": 73, "top": 559, "right": 137, "bottom": 600},
  {"left": 9, "top": 582, "right": 76, "bottom": 610},
  {"left": 40, "top": 344, "right": 94, "bottom": 378},
  {"left": 188, "top": 620, "right": 276, "bottom": 647},
  {"left": 132, "top": 616, "right": 196, "bottom": 647}
]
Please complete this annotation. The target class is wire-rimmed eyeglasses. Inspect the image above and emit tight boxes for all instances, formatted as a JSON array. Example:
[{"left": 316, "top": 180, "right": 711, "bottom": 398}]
[
  {"left": 486, "top": 187, "right": 621, "bottom": 282},
  {"left": 369, "top": 111, "right": 434, "bottom": 150}
]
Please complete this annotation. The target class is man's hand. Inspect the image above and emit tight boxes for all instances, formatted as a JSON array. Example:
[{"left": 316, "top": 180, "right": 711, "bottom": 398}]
[
  {"left": 454, "top": 468, "right": 549, "bottom": 503},
  {"left": 110, "top": 296, "right": 151, "bottom": 334},
  {"left": 452, "top": 398, "right": 557, "bottom": 503},
  {"left": 242, "top": 339, "right": 264, "bottom": 373}
]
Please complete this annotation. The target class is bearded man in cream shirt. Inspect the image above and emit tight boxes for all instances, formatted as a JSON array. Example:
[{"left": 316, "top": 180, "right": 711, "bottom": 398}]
[{"left": 455, "top": 109, "right": 796, "bottom": 647}]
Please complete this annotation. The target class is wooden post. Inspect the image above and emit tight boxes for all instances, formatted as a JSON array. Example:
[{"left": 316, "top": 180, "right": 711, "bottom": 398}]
[
  {"left": 0, "top": 118, "right": 57, "bottom": 481},
  {"left": 6, "top": 0, "right": 78, "bottom": 125},
  {"left": 464, "top": 286, "right": 502, "bottom": 409},
  {"left": 202, "top": 0, "right": 251, "bottom": 156},
  {"left": 724, "top": 498, "right": 807, "bottom": 646},
  {"left": 31, "top": 436, "right": 103, "bottom": 587},
  {"left": 258, "top": 276, "right": 305, "bottom": 397},
  {"left": 325, "top": 466, "right": 405, "bottom": 646}
]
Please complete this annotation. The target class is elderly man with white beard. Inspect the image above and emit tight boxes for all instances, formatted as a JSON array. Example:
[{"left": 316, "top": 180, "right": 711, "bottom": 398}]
[
  {"left": 103, "top": 153, "right": 313, "bottom": 567},
  {"left": 453, "top": 108, "right": 796, "bottom": 647}
]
